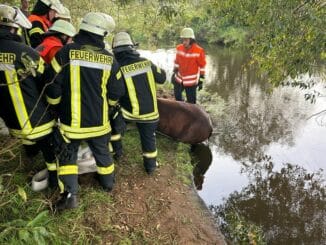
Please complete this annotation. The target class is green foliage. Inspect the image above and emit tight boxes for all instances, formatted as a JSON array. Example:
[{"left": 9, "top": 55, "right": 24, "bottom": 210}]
[
  {"left": 208, "top": 0, "right": 325, "bottom": 85},
  {"left": 0, "top": 211, "right": 57, "bottom": 244},
  {"left": 218, "top": 210, "right": 266, "bottom": 245}
]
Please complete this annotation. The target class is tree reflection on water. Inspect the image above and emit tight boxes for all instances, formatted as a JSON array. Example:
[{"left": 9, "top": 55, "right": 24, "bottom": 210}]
[{"left": 210, "top": 156, "right": 326, "bottom": 244}]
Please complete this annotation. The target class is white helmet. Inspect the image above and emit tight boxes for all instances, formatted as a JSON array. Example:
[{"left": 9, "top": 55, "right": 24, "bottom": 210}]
[
  {"left": 40, "top": 0, "right": 65, "bottom": 14},
  {"left": 0, "top": 4, "right": 31, "bottom": 29},
  {"left": 112, "top": 32, "right": 133, "bottom": 48},
  {"left": 180, "top": 27, "right": 195, "bottom": 39},
  {"left": 55, "top": 6, "right": 71, "bottom": 21},
  {"left": 48, "top": 19, "right": 76, "bottom": 37},
  {"left": 79, "top": 12, "right": 115, "bottom": 36}
]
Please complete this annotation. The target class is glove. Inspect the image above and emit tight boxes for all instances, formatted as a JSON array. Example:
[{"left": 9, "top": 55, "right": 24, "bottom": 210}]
[{"left": 198, "top": 75, "right": 204, "bottom": 91}]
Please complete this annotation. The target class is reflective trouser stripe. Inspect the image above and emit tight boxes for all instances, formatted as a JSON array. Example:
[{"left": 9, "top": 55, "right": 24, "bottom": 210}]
[
  {"left": 97, "top": 164, "right": 114, "bottom": 175},
  {"left": 59, "top": 165, "right": 78, "bottom": 175},
  {"left": 58, "top": 165, "right": 78, "bottom": 194},
  {"left": 46, "top": 162, "right": 57, "bottom": 171},
  {"left": 111, "top": 134, "right": 121, "bottom": 141},
  {"left": 143, "top": 150, "right": 157, "bottom": 159}
]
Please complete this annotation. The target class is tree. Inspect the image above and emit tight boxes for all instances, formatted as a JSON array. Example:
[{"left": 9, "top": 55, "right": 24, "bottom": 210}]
[{"left": 207, "top": 0, "right": 326, "bottom": 85}]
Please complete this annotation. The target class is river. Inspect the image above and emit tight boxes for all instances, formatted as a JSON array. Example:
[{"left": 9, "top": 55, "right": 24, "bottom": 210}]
[{"left": 140, "top": 47, "right": 326, "bottom": 244}]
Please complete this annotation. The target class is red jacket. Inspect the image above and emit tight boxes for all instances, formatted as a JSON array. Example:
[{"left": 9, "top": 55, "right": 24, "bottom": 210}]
[
  {"left": 36, "top": 36, "right": 62, "bottom": 64},
  {"left": 174, "top": 43, "right": 206, "bottom": 87},
  {"left": 27, "top": 14, "right": 52, "bottom": 48}
]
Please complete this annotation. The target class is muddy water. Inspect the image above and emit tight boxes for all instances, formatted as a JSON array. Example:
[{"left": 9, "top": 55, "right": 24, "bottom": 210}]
[{"left": 140, "top": 47, "right": 326, "bottom": 244}]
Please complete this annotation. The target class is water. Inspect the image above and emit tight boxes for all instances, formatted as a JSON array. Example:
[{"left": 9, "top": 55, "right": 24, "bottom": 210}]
[{"left": 140, "top": 47, "right": 326, "bottom": 244}]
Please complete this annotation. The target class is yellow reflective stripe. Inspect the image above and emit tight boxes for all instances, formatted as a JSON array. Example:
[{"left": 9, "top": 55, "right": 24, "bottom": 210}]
[
  {"left": 102, "top": 70, "right": 110, "bottom": 125},
  {"left": 143, "top": 150, "right": 157, "bottom": 158},
  {"left": 46, "top": 162, "right": 57, "bottom": 171},
  {"left": 63, "top": 129, "right": 111, "bottom": 139},
  {"left": 157, "top": 67, "right": 161, "bottom": 73},
  {"left": 51, "top": 57, "right": 62, "bottom": 74},
  {"left": 17, "top": 28, "right": 22, "bottom": 36},
  {"left": 60, "top": 122, "right": 110, "bottom": 133},
  {"left": 125, "top": 77, "right": 140, "bottom": 115},
  {"left": 147, "top": 71, "right": 158, "bottom": 113},
  {"left": 21, "top": 139, "right": 35, "bottom": 145},
  {"left": 37, "top": 58, "right": 45, "bottom": 74},
  {"left": 29, "top": 27, "right": 44, "bottom": 36},
  {"left": 60, "top": 123, "right": 111, "bottom": 139},
  {"left": 121, "top": 107, "right": 159, "bottom": 121},
  {"left": 58, "top": 179, "right": 64, "bottom": 193},
  {"left": 70, "top": 64, "right": 81, "bottom": 128},
  {"left": 5, "top": 70, "right": 32, "bottom": 131},
  {"left": 46, "top": 95, "right": 61, "bottom": 105},
  {"left": 116, "top": 70, "right": 122, "bottom": 80},
  {"left": 9, "top": 120, "right": 55, "bottom": 139},
  {"left": 109, "top": 142, "right": 113, "bottom": 152},
  {"left": 110, "top": 134, "right": 121, "bottom": 141},
  {"left": 109, "top": 99, "right": 118, "bottom": 106},
  {"left": 97, "top": 164, "right": 114, "bottom": 175},
  {"left": 59, "top": 165, "right": 78, "bottom": 175}
]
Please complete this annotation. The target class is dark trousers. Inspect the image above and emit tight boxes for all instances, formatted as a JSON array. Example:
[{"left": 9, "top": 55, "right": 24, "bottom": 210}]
[
  {"left": 136, "top": 121, "right": 158, "bottom": 171},
  {"left": 24, "top": 134, "right": 58, "bottom": 187},
  {"left": 57, "top": 133, "right": 114, "bottom": 194},
  {"left": 173, "top": 83, "right": 197, "bottom": 104}
]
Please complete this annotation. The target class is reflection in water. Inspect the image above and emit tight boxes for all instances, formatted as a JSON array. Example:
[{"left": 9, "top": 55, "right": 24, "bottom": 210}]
[
  {"left": 210, "top": 156, "right": 326, "bottom": 244},
  {"left": 204, "top": 47, "right": 313, "bottom": 162},
  {"left": 190, "top": 144, "right": 213, "bottom": 190},
  {"left": 139, "top": 47, "right": 326, "bottom": 243}
]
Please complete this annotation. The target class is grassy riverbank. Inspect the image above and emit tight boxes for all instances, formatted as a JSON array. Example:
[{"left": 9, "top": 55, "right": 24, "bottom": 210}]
[{"left": 0, "top": 127, "right": 225, "bottom": 244}]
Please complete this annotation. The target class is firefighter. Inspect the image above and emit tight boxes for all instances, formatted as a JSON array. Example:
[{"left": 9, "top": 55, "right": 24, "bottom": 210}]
[
  {"left": 36, "top": 19, "right": 76, "bottom": 63},
  {"left": 172, "top": 27, "right": 206, "bottom": 104},
  {"left": 0, "top": 4, "right": 58, "bottom": 188},
  {"left": 27, "top": 0, "right": 64, "bottom": 48},
  {"left": 112, "top": 32, "right": 166, "bottom": 174},
  {"left": 45, "top": 12, "right": 125, "bottom": 211}
]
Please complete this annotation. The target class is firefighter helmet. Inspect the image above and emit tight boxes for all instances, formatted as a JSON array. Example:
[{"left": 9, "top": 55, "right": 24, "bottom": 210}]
[
  {"left": 79, "top": 12, "right": 115, "bottom": 36},
  {"left": 112, "top": 32, "right": 134, "bottom": 48},
  {"left": 48, "top": 19, "right": 76, "bottom": 37},
  {"left": 180, "top": 27, "right": 195, "bottom": 39},
  {"left": 55, "top": 6, "right": 71, "bottom": 21},
  {"left": 0, "top": 4, "right": 32, "bottom": 29},
  {"left": 40, "top": 0, "right": 65, "bottom": 14}
]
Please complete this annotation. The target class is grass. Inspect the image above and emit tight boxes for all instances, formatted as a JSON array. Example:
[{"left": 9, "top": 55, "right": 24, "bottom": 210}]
[{"left": 0, "top": 128, "right": 195, "bottom": 244}]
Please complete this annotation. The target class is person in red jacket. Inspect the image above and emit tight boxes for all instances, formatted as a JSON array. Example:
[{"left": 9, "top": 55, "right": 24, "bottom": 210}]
[
  {"left": 172, "top": 27, "right": 206, "bottom": 104},
  {"left": 27, "top": 0, "right": 64, "bottom": 48},
  {"left": 36, "top": 19, "right": 76, "bottom": 63}
]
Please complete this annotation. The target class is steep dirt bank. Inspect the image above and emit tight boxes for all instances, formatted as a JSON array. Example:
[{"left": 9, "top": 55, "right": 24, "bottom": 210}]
[{"left": 80, "top": 159, "right": 226, "bottom": 244}]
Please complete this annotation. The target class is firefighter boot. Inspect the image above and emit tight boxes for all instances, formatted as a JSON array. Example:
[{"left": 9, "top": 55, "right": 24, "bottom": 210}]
[
  {"left": 54, "top": 192, "right": 78, "bottom": 211},
  {"left": 98, "top": 173, "right": 115, "bottom": 192},
  {"left": 144, "top": 159, "right": 156, "bottom": 175}
]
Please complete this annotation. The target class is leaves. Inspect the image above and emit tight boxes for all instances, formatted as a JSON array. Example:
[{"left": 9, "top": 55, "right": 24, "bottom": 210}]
[{"left": 17, "top": 186, "right": 27, "bottom": 202}]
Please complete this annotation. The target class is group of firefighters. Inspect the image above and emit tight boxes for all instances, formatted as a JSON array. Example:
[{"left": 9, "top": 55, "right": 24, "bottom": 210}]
[{"left": 0, "top": 0, "right": 206, "bottom": 211}]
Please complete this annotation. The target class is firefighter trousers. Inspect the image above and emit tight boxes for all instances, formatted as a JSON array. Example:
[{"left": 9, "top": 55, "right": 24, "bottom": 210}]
[
  {"left": 56, "top": 133, "right": 114, "bottom": 194},
  {"left": 24, "top": 134, "right": 57, "bottom": 188},
  {"left": 173, "top": 82, "right": 197, "bottom": 104},
  {"left": 136, "top": 121, "right": 158, "bottom": 173}
]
